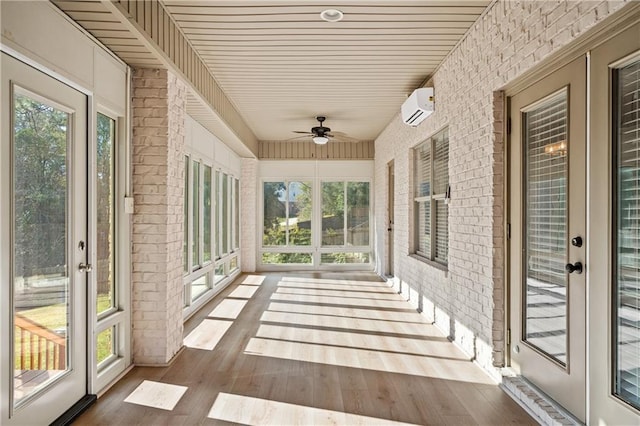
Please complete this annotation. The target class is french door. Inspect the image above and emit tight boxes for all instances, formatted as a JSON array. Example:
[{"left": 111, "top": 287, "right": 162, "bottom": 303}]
[
  {"left": 1, "top": 53, "right": 88, "bottom": 424},
  {"left": 589, "top": 21, "right": 640, "bottom": 424},
  {"left": 509, "top": 56, "right": 587, "bottom": 421}
]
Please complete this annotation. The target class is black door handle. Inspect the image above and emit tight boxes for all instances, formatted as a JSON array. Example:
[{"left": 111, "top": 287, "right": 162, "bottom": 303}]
[{"left": 565, "top": 262, "right": 583, "bottom": 274}]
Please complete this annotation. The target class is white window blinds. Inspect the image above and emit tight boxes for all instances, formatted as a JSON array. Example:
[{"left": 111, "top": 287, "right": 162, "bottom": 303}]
[
  {"left": 523, "top": 90, "right": 569, "bottom": 364},
  {"left": 414, "top": 128, "right": 449, "bottom": 265},
  {"left": 614, "top": 58, "right": 640, "bottom": 411}
]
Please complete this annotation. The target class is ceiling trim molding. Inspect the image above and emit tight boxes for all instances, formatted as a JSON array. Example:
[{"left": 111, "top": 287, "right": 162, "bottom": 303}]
[{"left": 100, "top": 0, "right": 258, "bottom": 157}]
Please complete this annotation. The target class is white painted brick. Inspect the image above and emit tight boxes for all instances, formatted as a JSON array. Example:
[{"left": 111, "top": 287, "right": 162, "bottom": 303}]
[
  {"left": 131, "top": 68, "right": 186, "bottom": 365},
  {"left": 374, "top": 0, "right": 628, "bottom": 376},
  {"left": 240, "top": 158, "right": 258, "bottom": 272}
]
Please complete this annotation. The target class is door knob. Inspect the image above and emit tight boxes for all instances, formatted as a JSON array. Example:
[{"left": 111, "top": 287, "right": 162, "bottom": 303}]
[
  {"left": 571, "top": 236, "right": 583, "bottom": 247},
  {"left": 78, "top": 262, "right": 93, "bottom": 272},
  {"left": 565, "top": 262, "right": 583, "bottom": 274}
]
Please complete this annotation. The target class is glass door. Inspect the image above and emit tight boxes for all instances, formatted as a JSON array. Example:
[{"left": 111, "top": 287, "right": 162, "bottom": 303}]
[
  {"left": 1, "top": 53, "right": 88, "bottom": 424},
  {"left": 508, "top": 56, "right": 586, "bottom": 421},
  {"left": 589, "top": 21, "right": 640, "bottom": 424}
]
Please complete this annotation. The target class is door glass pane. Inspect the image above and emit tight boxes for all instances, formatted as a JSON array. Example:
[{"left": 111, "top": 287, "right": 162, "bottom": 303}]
[
  {"left": 263, "top": 182, "right": 286, "bottom": 246},
  {"left": 347, "top": 182, "right": 369, "bottom": 246},
  {"left": 203, "top": 165, "right": 212, "bottom": 263},
  {"left": 523, "top": 90, "right": 568, "bottom": 364},
  {"left": 322, "top": 182, "right": 345, "bottom": 246},
  {"left": 13, "top": 91, "right": 70, "bottom": 405},
  {"left": 192, "top": 160, "right": 200, "bottom": 269},
  {"left": 96, "top": 113, "right": 115, "bottom": 316},
  {"left": 288, "top": 181, "right": 312, "bottom": 246},
  {"left": 614, "top": 59, "right": 640, "bottom": 410},
  {"left": 96, "top": 326, "right": 115, "bottom": 368}
]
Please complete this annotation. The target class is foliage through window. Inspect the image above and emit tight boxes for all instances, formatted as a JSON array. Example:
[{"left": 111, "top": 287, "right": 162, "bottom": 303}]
[
  {"left": 262, "top": 181, "right": 312, "bottom": 264},
  {"left": 414, "top": 128, "right": 449, "bottom": 265}
]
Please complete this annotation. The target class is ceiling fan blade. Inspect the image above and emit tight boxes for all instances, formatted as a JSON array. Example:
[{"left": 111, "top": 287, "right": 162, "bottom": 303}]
[
  {"left": 327, "top": 132, "right": 361, "bottom": 143},
  {"left": 284, "top": 135, "right": 313, "bottom": 141},
  {"left": 292, "top": 131, "right": 313, "bottom": 134}
]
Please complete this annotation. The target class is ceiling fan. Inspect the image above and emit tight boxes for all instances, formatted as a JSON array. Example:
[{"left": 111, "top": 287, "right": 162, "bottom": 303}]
[{"left": 291, "top": 116, "right": 358, "bottom": 145}]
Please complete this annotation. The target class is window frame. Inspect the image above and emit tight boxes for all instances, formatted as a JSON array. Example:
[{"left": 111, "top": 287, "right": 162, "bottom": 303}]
[{"left": 413, "top": 127, "right": 450, "bottom": 267}]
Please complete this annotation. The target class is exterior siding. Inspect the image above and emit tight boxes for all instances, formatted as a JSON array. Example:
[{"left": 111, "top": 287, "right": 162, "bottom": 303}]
[{"left": 374, "top": 0, "right": 630, "bottom": 375}]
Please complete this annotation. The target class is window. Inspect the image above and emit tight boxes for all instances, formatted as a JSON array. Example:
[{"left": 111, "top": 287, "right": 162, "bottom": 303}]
[
  {"left": 233, "top": 178, "right": 240, "bottom": 251},
  {"left": 613, "top": 58, "right": 640, "bottom": 411},
  {"left": 183, "top": 158, "right": 214, "bottom": 306},
  {"left": 414, "top": 128, "right": 449, "bottom": 265},
  {"left": 95, "top": 113, "right": 121, "bottom": 375},
  {"left": 262, "top": 181, "right": 313, "bottom": 264},
  {"left": 320, "top": 181, "right": 371, "bottom": 265},
  {"left": 215, "top": 171, "right": 239, "bottom": 276},
  {"left": 96, "top": 113, "right": 116, "bottom": 317}
]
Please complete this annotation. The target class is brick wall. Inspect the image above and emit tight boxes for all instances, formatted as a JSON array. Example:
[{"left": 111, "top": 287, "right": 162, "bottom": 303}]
[
  {"left": 375, "top": 0, "right": 629, "bottom": 374},
  {"left": 240, "top": 158, "right": 258, "bottom": 272},
  {"left": 131, "top": 68, "right": 187, "bottom": 365}
]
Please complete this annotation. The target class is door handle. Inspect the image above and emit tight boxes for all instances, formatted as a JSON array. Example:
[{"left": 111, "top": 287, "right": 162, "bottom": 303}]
[
  {"left": 565, "top": 262, "right": 583, "bottom": 274},
  {"left": 78, "top": 262, "right": 93, "bottom": 273}
]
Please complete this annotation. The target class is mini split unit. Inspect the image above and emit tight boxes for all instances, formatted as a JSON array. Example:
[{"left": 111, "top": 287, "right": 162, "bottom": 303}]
[{"left": 401, "top": 87, "right": 434, "bottom": 127}]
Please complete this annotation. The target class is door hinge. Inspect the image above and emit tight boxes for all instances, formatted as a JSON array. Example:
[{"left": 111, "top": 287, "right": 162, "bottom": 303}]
[
  {"left": 506, "top": 223, "right": 511, "bottom": 240},
  {"left": 507, "top": 329, "right": 511, "bottom": 346},
  {"left": 506, "top": 117, "right": 511, "bottom": 135}
]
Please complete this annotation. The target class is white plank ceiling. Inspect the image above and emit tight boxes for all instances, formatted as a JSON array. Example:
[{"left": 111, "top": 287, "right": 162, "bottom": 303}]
[
  {"left": 52, "top": 0, "right": 491, "bottom": 145},
  {"left": 161, "top": 1, "right": 491, "bottom": 142}
]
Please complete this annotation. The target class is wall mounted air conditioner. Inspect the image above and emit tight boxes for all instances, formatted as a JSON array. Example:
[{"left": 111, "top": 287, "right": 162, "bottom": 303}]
[{"left": 401, "top": 87, "right": 434, "bottom": 127}]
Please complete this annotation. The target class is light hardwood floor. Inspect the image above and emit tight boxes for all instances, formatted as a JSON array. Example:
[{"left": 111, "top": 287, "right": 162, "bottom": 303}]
[{"left": 76, "top": 272, "right": 535, "bottom": 425}]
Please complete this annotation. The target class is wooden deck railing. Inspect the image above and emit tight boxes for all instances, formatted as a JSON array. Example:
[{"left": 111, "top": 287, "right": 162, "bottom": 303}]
[{"left": 15, "top": 314, "right": 66, "bottom": 370}]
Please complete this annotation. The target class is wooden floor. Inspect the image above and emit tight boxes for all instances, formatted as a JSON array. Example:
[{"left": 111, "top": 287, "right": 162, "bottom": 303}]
[{"left": 76, "top": 272, "right": 535, "bottom": 425}]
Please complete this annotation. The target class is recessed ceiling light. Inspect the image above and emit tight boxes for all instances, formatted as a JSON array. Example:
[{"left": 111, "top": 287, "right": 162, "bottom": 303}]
[{"left": 320, "top": 9, "right": 344, "bottom": 22}]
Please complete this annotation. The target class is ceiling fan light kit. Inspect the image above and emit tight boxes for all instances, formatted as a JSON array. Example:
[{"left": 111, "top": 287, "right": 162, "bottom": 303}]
[{"left": 313, "top": 136, "right": 329, "bottom": 145}]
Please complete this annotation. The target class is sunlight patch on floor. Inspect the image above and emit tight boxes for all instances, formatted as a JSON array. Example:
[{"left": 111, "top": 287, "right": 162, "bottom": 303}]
[
  {"left": 277, "top": 280, "right": 391, "bottom": 292},
  {"left": 280, "top": 276, "right": 384, "bottom": 286},
  {"left": 207, "top": 299, "right": 248, "bottom": 320},
  {"left": 255, "top": 324, "right": 464, "bottom": 359},
  {"left": 123, "top": 380, "right": 187, "bottom": 411},
  {"left": 259, "top": 310, "right": 434, "bottom": 337},
  {"left": 267, "top": 301, "right": 427, "bottom": 323},
  {"left": 244, "top": 337, "right": 493, "bottom": 384},
  {"left": 184, "top": 319, "right": 233, "bottom": 350},
  {"left": 241, "top": 275, "right": 266, "bottom": 285},
  {"left": 208, "top": 392, "right": 419, "bottom": 425},
  {"left": 228, "top": 284, "right": 260, "bottom": 299},
  {"left": 270, "top": 292, "right": 410, "bottom": 309},
  {"left": 275, "top": 286, "right": 402, "bottom": 301}
]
